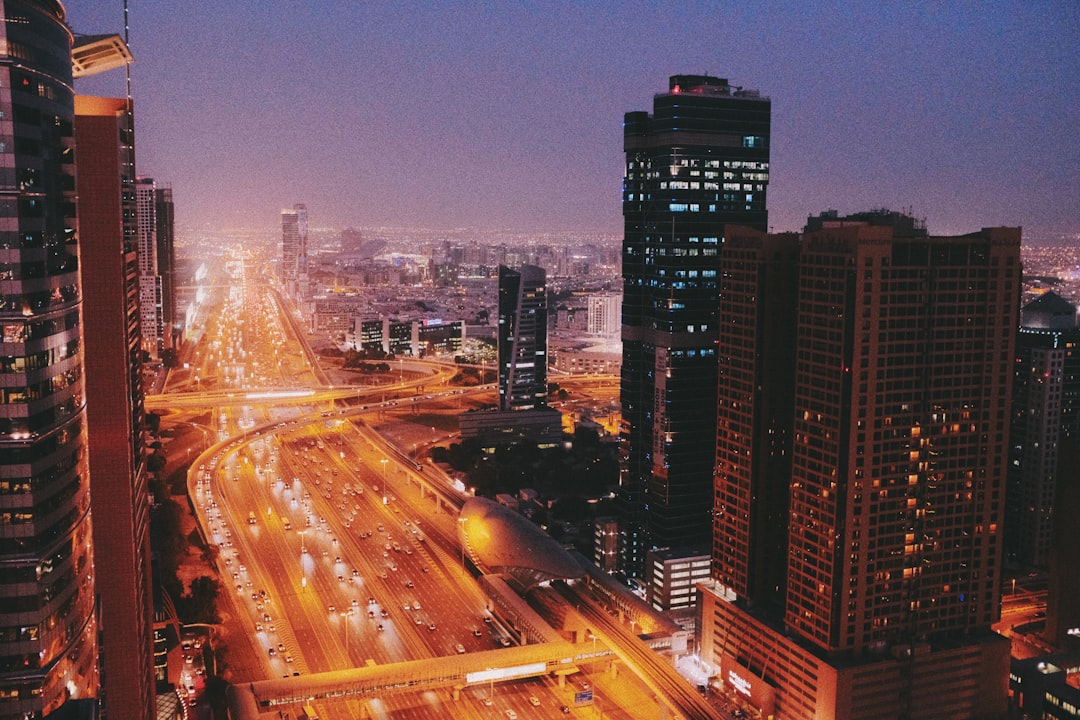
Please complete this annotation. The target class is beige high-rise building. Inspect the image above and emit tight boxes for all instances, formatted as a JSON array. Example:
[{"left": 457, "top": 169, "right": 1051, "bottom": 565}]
[{"left": 702, "top": 214, "right": 1020, "bottom": 720}]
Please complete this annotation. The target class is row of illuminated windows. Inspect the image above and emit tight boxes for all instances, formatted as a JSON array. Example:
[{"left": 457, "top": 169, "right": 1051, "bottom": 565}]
[
  {"left": 0, "top": 367, "right": 80, "bottom": 404},
  {"left": 0, "top": 339, "right": 79, "bottom": 374},
  {"left": 0, "top": 308, "right": 79, "bottom": 343},
  {"left": 658, "top": 180, "right": 763, "bottom": 192},
  {"left": 0, "top": 283, "right": 80, "bottom": 316},
  {"left": 0, "top": 450, "right": 79, "bottom": 497},
  {"left": 669, "top": 198, "right": 757, "bottom": 212}
]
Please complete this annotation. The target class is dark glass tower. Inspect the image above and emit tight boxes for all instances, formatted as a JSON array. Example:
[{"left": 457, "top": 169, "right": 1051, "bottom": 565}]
[
  {"left": 0, "top": 2, "right": 100, "bottom": 715},
  {"left": 498, "top": 264, "right": 547, "bottom": 411},
  {"left": 155, "top": 185, "right": 178, "bottom": 350},
  {"left": 1006, "top": 292, "right": 1080, "bottom": 567},
  {"left": 618, "top": 75, "right": 770, "bottom": 576}
]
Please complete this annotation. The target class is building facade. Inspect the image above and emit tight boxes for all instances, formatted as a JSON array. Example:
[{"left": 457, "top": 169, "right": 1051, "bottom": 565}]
[
  {"left": 75, "top": 95, "right": 156, "bottom": 720},
  {"left": 135, "top": 177, "right": 163, "bottom": 357},
  {"left": 1006, "top": 292, "right": 1080, "bottom": 568},
  {"left": 618, "top": 74, "right": 770, "bottom": 577},
  {"left": 701, "top": 218, "right": 1021, "bottom": 720},
  {"left": 0, "top": 3, "right": 100, "bottom": 715},
  {"left": 281, "top": 203, "right": 307, "bottom": 297},
  {"left": 646, "top": 547, "right": 710, "bottom": 613},
  {"left": 498, "top": 264, "right": 547, "bottom": 412},
  {"left": 586, "top": 292, "right": 620, "bottom": 337},
  {"left": 154, "top": 185, "right": 177, "bottom": 351}
]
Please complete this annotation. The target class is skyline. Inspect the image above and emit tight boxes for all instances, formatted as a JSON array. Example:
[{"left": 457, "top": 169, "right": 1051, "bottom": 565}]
[{"left": 68, "top": 2, "right": 1079, "bottom": 241}]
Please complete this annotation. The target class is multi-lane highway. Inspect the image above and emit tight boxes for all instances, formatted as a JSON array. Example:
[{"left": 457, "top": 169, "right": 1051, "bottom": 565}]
[{"left": 165, "top": 250, "right": 706, "bottom": 718}]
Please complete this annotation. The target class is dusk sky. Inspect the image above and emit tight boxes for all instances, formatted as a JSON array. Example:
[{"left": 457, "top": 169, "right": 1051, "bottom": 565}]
[{"left": 67, "top": 2, "right": 1079, "bottom": 241}]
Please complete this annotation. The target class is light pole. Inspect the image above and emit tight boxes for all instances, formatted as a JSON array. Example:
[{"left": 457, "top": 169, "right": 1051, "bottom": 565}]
[
  {"left": 299, "top": 531, "right": 306, "bottom": 554},
  {"left": 458, "top": 517, "right": 468, "bottom": 566},
  {"left": 380, "top": 458, "right": 388, "bottom": 486},
  {"left": 340, "top": 611, "right": 352, "bottom": 659}
]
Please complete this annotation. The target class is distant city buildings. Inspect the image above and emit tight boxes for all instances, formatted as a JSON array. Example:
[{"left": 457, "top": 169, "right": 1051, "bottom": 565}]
[
  {"left": 348, "top": 316, "right": 465, "bottom": 358},
  {"left": 618, "top": 74, "right": 771, "bottom": 578},
  {"left": 700, "top": 214, "right": 1020, "bottom": 720}
]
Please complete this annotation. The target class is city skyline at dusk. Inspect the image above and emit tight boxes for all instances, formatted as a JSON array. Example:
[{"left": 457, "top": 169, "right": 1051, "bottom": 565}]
[{"left": 68, "top": 2, "right": 1078, "bottom": 241}]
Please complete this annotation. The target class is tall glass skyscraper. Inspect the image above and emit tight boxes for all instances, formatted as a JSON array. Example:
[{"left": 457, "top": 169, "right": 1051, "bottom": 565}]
[
  {"left": 281, "top": 203, "right": 307, "bottom": 297},
  {"left": 619, "top": 75, "right": 770, "bottom": 576},
  {"left": 498, "top": 264, "right": 547, "bottom": 412},
  {"left": 0, "top": 2, "right": 99, "bottom": 715}
]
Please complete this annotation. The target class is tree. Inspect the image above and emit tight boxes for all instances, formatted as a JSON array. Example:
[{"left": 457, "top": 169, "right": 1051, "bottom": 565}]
[
  {"left": 151, "top": 498, "right": 187, "bottom": 579},
  {"left": 181, "top": 576, "right": 220, "bottom": 624}
]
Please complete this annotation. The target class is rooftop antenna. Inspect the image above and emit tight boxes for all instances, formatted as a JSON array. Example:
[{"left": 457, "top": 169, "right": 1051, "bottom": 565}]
[{"left": 124, "top": 0, "right": 131, "bottom": 104}]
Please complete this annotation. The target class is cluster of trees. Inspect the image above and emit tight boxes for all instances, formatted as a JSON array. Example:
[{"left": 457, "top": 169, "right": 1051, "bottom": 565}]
[
  {"left": 340, "top": 350, "right": 391, "bottom": 373},
  {"left": 430, "top": 427, "right": 617, "bottom": 501},
  {"left": 149, "top": 416, "right": 222, "bottom": 625},
  {"left": 449, "top": 366, "right": 496, "bottom": 386}
]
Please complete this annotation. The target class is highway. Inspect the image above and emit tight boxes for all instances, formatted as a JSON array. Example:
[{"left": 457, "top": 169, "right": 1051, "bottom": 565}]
[{"left": 169, "top": 249, "right": 700, "bottom": 718}]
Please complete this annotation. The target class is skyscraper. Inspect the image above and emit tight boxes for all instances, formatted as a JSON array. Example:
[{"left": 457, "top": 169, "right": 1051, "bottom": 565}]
[
  {"left": 586, "top": 293, "right": 620, "bottom": 337},
  {"left": 281, "top": 203, "right": 308, "bottom": 297},
  {"left": 0, "top": 2, "right": 99, "bottom": 715},
  {"left": 619, "top": 74, "right": 770, "bottom": 576},
  {"left": 1006, "top": 292, "right": 1080, "bottom": 568},
  {"left": 700, "top": 216, "right": 1020, "bottom": 720},
  {"left": 498, "top": 264, "right": 547, "bottom": 412},
  {"left": 75, "top": 93, "right": 156, "bottom": 720},
  {"left": 155, "top": 185, "right": 178, "bottom": 351},
  {"left": 135, "top": 177, "right": 164, "bottom": 357}
]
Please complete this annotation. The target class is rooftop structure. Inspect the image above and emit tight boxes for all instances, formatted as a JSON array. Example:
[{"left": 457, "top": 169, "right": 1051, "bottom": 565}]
[{"left": 458, "top": 497, "right": 584, "bottom": 589}]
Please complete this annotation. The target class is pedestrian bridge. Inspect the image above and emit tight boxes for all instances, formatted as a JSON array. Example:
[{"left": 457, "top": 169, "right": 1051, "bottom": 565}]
[{"left": 228, "top": 641, "right": 610, "bottom": 718}]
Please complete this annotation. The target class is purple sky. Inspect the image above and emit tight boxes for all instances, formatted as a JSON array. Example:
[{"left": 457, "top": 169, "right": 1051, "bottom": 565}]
[{"left": 67, "top": 2, "right": 1079, "bottom": 241}]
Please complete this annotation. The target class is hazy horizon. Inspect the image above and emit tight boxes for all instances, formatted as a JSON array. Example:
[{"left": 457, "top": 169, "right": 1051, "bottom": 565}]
[{"left": 67, "top": 2, "right": 1079, "bottom": 241}]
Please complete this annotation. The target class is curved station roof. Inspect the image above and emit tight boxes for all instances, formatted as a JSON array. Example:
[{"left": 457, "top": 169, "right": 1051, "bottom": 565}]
[{"left": 458, "top": 497, "right": 585, "bottom": 589}]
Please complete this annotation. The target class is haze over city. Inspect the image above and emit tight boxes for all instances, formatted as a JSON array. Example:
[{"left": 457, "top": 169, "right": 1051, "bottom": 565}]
[{"left": 68, "top": 1, "right": 1079, "bottom": 240}]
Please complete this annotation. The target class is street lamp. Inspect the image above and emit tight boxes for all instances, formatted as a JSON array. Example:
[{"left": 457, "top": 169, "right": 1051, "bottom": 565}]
[
  {"left": 298, "top": 531, "right": 307, "bottom": 554},
  {"left": 380, "top": 458, "right": 388, "bottom": 485},
  {"left": 340, "top": 611, "right": 352, "bottom": 658},
  {"left": 458, "top": 517, "right": 468, "bottom": 566}
]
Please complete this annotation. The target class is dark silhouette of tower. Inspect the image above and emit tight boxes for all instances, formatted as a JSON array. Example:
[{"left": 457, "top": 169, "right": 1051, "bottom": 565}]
[
  {"left": 498, "top": 264, "right": 548, "bottom": 411},
  {"left": 618, "top": 74, "right": 770, "bottom": 577},
  {"left": 1006, "top": 292, "right": 1080, "bottom": 568}
]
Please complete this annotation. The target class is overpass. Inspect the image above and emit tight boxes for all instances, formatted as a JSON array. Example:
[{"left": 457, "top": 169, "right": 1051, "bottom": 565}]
[{"left": 227, "top": 641, "right": 601, "bottom": 717}]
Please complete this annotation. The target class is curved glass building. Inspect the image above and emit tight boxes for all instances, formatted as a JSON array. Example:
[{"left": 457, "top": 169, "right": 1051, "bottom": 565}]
[{"left": 0, "top": 1, "right": 99, "bottom": 715}]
